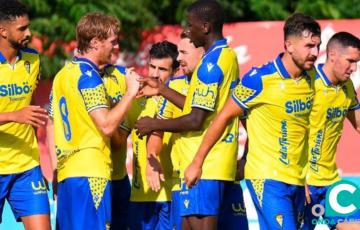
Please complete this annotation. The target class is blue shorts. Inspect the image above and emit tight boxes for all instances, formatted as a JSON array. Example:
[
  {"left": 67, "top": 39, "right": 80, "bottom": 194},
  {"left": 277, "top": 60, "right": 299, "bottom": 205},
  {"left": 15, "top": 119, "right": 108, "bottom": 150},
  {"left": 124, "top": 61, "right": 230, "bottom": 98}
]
[
  {"left": 218, "top": 182, "right": 248, "bottom": 229},
  {"left": 56, "top": 177, "right": 111, "bottom": 230},
  {"left": 179, "top": 179, "right": 228, "bottom": 217},
  {"left": 128, "top": 201, "right": 171, "bottom": 230},
  {"left": 246, "top": 179, "right": 305, "bottom": 230},
  {"left": 111, "top": 175, "right": 130, "bottom": 230},
  {"left": 302, "top": 185, "right": 360, "bottom": 230},
  {"left": 171, "top": 190, "right": 182, "bottom": 230},
  {"left": 0, "top": 166, "right": 50, "bottom": 223}
]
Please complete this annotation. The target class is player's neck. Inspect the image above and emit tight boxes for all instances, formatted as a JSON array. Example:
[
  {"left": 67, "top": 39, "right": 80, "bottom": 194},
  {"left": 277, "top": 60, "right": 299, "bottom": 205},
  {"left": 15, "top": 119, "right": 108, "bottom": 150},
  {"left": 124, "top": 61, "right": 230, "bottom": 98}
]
[
  {"left": 322, "top": 62, "right": 339, "bottom": 86},
  {"left": 282, "top": 52, "right": 304, "bottom": 79},
  {"left": 76, "top": 52, "right": 101, "bottom": 70},
  {"left": 203, "top": 33, "right": 224, "bottom": 52},
  {"left": 0, "top": 42, "right": 19, "bottom": 65}
]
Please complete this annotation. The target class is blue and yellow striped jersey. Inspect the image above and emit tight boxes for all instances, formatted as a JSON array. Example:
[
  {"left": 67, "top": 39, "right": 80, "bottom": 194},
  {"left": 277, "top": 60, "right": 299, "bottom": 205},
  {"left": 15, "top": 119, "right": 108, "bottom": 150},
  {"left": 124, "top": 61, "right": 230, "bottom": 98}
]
[
  {"left": 232, "top": 54, "right": 315, "bottom": 185},
  {"left": 102, "top": 65, "right": 128, "bottom": 180},
  {"left": 157, "top": 75, "right": 190, "bottom": 191},
  {"left": 0, "top": 48, "right": 40, "bottom": 174},
  {"left": 307, "top": 64, "right": 360, "bottom": 186},
  {"left": 50, "top": 57, "right": 111, "bottom": 182},
  {"left": 178, "top": 39, "right": 239, "bottom": 181}
]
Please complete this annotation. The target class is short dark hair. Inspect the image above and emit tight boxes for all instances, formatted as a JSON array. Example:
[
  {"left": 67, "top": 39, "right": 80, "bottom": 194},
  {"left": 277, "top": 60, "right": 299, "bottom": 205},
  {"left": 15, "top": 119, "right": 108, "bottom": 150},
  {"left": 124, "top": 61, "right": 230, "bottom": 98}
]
[
  {"left": 327, "top": 32, "right": 360, "bottom": 53},
  {"left": 149, "top": 40, "right": 179, "bottom": 70},
  {"left": 284, "top": 12, "right": 321, "bottom": 40},
  {"left": 0, "top": 0, "right": 28, "bottom": 22},
  {"left": 187, "top": 0, "right": 224, "bottom": 34}
]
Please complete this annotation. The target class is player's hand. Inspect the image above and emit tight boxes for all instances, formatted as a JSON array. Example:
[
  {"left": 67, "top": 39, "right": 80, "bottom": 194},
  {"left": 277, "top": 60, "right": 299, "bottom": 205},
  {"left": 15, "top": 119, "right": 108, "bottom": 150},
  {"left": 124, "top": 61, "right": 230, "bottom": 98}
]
[
  {"left": 12, "top": 105, "right": 48, "bottom": 127},
  {"left": 136, "top": 77, "right": 163, "bottom": 98},
  {"left": 184, "top": 162, "right": 202, "bottom": 189},
  {"left": 135, "top": 116, "right": 156, "bottom": 138},
  {"left": 305, "top": 183, "right": 311, "bottom": 204},
  {"left": 125, "top": 67, "right": 141, "bottom": 97},
  {"left": 146, "top": 154, "right": 165, "bottom": 192}
]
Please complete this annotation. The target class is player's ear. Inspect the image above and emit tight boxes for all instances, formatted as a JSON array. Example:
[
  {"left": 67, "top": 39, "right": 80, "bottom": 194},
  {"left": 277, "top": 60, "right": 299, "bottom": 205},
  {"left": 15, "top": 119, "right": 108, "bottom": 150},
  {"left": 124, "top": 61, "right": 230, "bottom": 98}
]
[
  {"left": 327, "top": 49, "right": 337, "bottom": 63},
  {"left": 284, "top": 38, "right": 294, "bottom": 54},
  {"left": 89, "top": 37, "right": 100, "bottom": 51},
  {"left": 0, "top": 24, "right": 8, "bottom": 38},
  {"left": 202, "top": 22, "right": 210, "bottom": 34}
]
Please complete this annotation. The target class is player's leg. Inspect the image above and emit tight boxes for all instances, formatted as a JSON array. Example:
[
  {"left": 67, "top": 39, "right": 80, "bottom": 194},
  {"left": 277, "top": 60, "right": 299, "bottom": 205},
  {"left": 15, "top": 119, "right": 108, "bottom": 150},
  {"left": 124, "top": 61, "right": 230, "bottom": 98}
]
[
  {"left": 0, "top": 173, "right": 13, "bottom": 224},
  {"left": 246, "top": 179, "right": 303, "bottom": 230},
  {"left": 218, "top": 181, "right": 248, "bottom": 230},
  {"left": 180, "top": 179, "right": 227, "bottom": 230},
  {"left": 301, "top": 185, "right": 324, "bottom": 230},
  {"left": 56, "top": 177, "right": 111, "bottom": 230},
  {"left": 111, "top": 175, "right": 131, "bottom": 230},
  {"left": 8, "top": 166, "right": 50, "bottom": 230}
]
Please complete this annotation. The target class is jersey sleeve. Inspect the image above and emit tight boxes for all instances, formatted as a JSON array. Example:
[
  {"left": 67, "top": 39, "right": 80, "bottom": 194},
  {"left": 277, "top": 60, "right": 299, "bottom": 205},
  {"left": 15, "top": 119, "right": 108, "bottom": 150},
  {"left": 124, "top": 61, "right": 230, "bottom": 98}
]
[
  {"left": 191, "top": 60, "right": 224, "bottom": 111},
  {"left": 348, "top": 82, "right": 360, "bottom": 111},
  {"left": 48, "top": 89, "right": 54, "bottom": 118},
  {"left": 78, "top": 72, "right": 109, "bottom": 112},
  {"left": 231, "top": 68, "right": 264, "bottom": 110}
]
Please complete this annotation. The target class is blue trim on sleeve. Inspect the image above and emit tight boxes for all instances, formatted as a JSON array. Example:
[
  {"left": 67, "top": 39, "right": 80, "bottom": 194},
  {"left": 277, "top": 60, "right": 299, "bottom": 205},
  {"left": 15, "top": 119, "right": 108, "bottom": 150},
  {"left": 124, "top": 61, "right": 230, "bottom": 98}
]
[
  {"left": 350, "top": 103, "right": 360, "bottom": 111},
  {"left": 197, "top": 48, "right": 224, "bottom": 85},
  {"left": 231, "top": 94, "right": 249, "bottom": 110},
  {"left": 158, "top": 98, "right": 168, "bottom": 116},
  {"left": 78, "top": 69, "right": 103, "bottom": 91},
  {"left": 230, "top": 79, "right": 239, "bottom": 89}
]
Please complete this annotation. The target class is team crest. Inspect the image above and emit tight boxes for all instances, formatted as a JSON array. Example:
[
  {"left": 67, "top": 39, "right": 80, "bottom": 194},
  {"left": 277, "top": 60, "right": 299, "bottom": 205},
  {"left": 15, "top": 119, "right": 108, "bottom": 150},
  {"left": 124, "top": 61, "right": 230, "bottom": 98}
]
[
  {"left": 24, "top": 61, "right": 30, "bottom": 74},
  {"left": 110, "top": 74, "right": 118, "bottom": 84},
  {"left": 276, "top": 214, "right": 283, "bottom": 227}
]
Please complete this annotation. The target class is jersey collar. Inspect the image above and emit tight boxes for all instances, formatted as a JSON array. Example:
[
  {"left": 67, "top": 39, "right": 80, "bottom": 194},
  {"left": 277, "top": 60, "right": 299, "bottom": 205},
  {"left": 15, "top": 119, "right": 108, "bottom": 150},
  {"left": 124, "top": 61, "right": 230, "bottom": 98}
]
[
  {"left": 315, "top": 63, "right": 332, "bottom": 87},
  {"left": 0, "top": 50, "right": 22, "bottom": 64},
  {"left": 73, "top": 56, "right": 100, "bottom": 74},
  {"left": 203, "top": 39, "right": 228, "bottom": 58},
  {"left": 274, "top": 53, "right": 309, "bottom": 79}
]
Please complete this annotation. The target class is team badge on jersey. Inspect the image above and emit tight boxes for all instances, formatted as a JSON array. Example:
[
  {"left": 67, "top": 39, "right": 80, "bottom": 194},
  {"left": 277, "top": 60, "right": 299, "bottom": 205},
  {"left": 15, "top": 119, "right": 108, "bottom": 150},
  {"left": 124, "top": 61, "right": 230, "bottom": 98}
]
[
  {"left": 24, "top": 60, "right": 30, "bottom": 74},
  {"left": 276, "top": 214, "right": 283, "bottom": 227}
]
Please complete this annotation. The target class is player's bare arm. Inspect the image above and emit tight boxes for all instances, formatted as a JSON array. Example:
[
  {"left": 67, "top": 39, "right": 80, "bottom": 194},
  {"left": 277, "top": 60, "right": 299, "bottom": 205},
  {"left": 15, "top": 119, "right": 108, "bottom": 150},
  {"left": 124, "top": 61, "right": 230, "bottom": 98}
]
[
  {"left": 137, "top": 76, "right": 186, "bottom": 109},
  {"left": 184, "top": 97, "right": 243, "bottom": 188},
  {"left": 135, "top": 107, "right": 207, "bottom": 138},
  {"left": 90, "top": 69, "right": 140, "bottom": 137}
]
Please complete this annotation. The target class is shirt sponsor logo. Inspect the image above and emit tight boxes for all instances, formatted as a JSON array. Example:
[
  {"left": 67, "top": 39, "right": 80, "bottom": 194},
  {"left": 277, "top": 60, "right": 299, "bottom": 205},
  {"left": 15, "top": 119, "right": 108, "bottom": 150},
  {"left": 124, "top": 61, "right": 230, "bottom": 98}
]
[{"left": 0, "top": 82, "right": 32, "bottom": 97}]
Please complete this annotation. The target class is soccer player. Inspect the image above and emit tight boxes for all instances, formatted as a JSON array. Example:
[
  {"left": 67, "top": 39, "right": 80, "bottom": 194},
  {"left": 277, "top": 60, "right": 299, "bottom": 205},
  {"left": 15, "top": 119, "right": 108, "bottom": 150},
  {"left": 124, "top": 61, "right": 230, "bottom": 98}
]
[
  {"left": 0, "top": 0, "right": 50, "bottom": 229},
  {"left": 127, "top": 41, "right": 180, "bottom": 230},
  {"left": 303, "top": 32, "right": 360, "bottom": 230},
  {"left": 102, "top": 47, "right": 131, "bottom": 229},
  {"left": 49, "top": 13, "right": 139, "bottom": 229},
  {"left": 184, "top": 12, "right": 321, "bottom": 229},
  {"left": 142, "top": 31, "right": 204, "bottom": 230},
  {"left": 135, "top": 1, "right": 240, "bottom": 229}
]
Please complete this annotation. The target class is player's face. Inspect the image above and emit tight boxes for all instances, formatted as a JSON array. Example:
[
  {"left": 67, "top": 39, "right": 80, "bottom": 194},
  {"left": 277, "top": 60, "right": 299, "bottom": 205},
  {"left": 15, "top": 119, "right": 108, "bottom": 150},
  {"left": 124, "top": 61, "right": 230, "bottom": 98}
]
[
  {"left": 0, "top": 15, "right": 31, "bottom": 49},
  {"left": 148, "top": 57, "right": 174, "bottom": 82},
  {"left": 98, "top": 30, "right": 119, "bottom": 65},
  {"left": 185, "top": 12, "right": 204, "bottom": 48},
  {"left": 288, "top": 31, "right": 321, "bottom": 71},
  {"left": 177, "top": 37, "right": 204, "bottom": 76},
  {"left": 333, "top": 46, "right": 360, "bottom": 82}
]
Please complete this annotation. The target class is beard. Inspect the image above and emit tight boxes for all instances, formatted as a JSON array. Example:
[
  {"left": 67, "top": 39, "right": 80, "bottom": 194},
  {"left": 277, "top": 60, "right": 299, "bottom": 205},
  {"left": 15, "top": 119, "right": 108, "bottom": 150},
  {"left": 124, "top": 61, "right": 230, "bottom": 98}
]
[
  {"left": 9, "top": 36, "right": 30, "bottom": 50},
  {"left": 292, "top": 54, "right": 317, "bottom": 71}
]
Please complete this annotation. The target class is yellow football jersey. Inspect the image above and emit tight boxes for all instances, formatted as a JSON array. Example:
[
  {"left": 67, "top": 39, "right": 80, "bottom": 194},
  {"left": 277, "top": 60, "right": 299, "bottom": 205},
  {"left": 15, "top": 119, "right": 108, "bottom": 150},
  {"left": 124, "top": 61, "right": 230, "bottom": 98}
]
[
  {"left": 232, "top": 54, "right": 315, "bottom": 185},
  {"left": 307, "top": 64, "right": 360, "bottom": 186},
  {"left": 157, "top": 75, "right": 190, "bottom": 191},
  {"left": 130, "top": 97, "right": 175, "bottom": 202},
  {"left": 102, "top": 65, "right": 128, "bottom": 180},
  {"left": 178, "top": 39, "right": 240, "bottom": 181},
  {"left": 50, "top": 57, "right": 111, "bottom": 182},
  {"left": 0, "top": 48, "right": 40, "bottom": 174}
]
